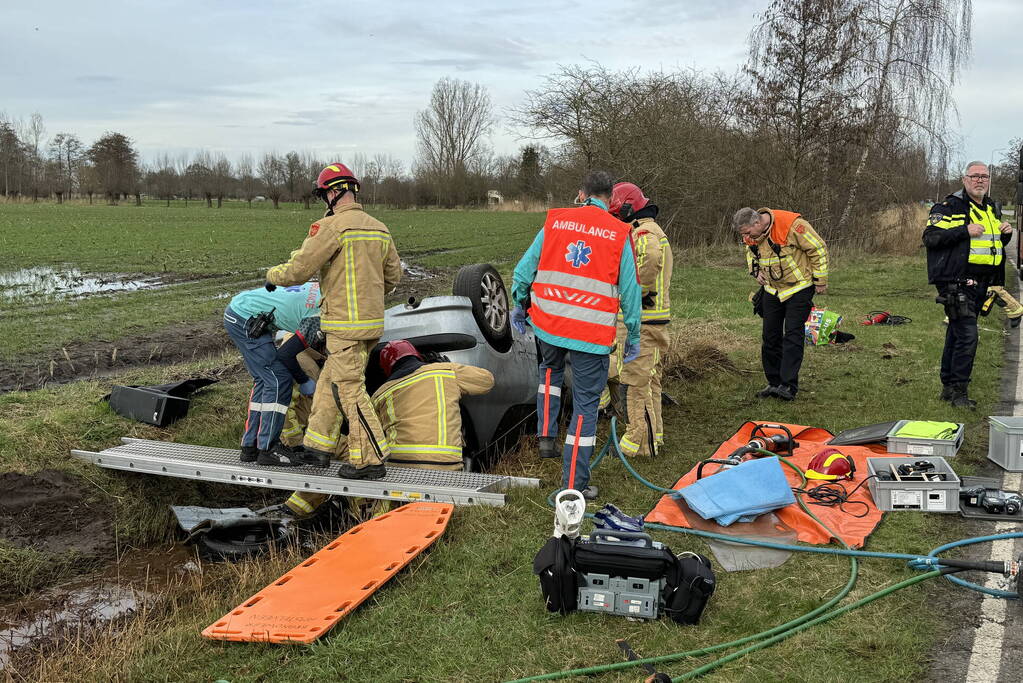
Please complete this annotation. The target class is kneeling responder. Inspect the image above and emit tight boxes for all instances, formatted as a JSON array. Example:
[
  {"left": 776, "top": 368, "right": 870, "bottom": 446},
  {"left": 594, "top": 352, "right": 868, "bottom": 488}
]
[
  {"left": 511, "top": 170, "right": 642, "bottom": 500},
  {"left": 733, "top": 206, "right": 829, "bottom": 401},
  {"left": 924, "top": 161, "right": 1013, "bottom": 409},
  {"left": 266, "top": 163, "right": 402, "bottom": 480},
  {"left": 284, "top": 340, "right": 495, "bottom": 516},
  {"left": 606, "top": 182, "right": 673, "bottom": 456},
  {"left": 222, "top": 282, "right": 323, "bottom": 465}
]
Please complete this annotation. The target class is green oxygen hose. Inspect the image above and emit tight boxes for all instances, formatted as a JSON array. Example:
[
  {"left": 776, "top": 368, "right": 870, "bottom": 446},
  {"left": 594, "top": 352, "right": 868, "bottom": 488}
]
[
  {"left": 508, "top": 431, "right": 861, "bottom": 683},
  {"left": 510, "top": 423, "right": 970, "bottom": 682}
]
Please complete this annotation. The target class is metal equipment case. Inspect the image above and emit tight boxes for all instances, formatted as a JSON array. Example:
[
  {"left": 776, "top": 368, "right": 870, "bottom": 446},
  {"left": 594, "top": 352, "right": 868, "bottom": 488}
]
[
  {"left": 866, "top": 456, "right": 960, "bottom": 513},
  {"left": 988, "top": 416, "right": 1023, "bottom": 472},
  {"left": 886, "top": 420, "right": 964, "bottom": 458}
]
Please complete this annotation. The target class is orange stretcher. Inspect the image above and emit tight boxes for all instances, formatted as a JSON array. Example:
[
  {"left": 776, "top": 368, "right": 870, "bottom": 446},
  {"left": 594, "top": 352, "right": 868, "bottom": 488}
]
[
  {"left": 645, "top": 421, "right": 884, "bottom": 548},
  {"left": 202, "top": 502, "right": 453, "bottom": 644}
]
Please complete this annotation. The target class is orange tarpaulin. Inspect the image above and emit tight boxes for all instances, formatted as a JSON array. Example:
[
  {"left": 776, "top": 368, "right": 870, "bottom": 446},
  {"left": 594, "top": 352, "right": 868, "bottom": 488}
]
[{"left": 645, "top": 421, "right": 884, "bottom": 548}]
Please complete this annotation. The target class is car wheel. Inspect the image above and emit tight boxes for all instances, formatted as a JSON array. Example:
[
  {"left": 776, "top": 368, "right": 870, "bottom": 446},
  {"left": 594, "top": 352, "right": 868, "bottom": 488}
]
[
  {"left": 196, "top": 522, "right": 290, "bottom": 563},
  {"left": 453, "top": 263, "right": 512, "bottom": 352}
]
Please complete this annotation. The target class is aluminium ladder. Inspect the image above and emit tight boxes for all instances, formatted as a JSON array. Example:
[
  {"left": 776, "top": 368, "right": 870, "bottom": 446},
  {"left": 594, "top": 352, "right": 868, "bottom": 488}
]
[{"left": 71, "top": 438, "right": 539, "bottom": 507}]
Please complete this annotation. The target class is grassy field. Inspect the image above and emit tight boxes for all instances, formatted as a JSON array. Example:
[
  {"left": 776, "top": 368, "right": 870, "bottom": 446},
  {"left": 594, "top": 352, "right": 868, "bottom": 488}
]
[{"left": 0, "top": 201, "right": 1011, "bottom": 681}]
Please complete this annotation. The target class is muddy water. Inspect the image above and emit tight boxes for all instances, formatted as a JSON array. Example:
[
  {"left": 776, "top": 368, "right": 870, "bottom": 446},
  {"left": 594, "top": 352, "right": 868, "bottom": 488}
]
[
  {"left": 401, "top": 260, "right": 434, "bottom": 281},
  {"left": 0, "top": 266, "right": 174, "bottom": 300},
  {"left": 0, "top": 544, "right": 195, "bottom": 671}
]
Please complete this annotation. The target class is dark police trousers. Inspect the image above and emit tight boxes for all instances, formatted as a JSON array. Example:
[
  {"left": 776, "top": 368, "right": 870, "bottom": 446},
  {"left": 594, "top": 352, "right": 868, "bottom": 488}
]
[
  {"left": 939, "top": 281, "right": 988, "bottom": 387},
  {"left": 761, "top": 286, "right": 814, "bottom": 393}
]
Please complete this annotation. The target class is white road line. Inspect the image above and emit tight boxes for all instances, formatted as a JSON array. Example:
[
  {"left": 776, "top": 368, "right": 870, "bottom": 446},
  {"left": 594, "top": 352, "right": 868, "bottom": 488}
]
[{"left": 965, "top": 249, "right": 1022, "bottom": 682}]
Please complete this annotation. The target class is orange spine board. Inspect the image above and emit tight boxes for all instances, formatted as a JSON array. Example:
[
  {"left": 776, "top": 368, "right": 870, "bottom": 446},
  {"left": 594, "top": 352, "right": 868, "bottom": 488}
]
[{"left": 202, "top": 502, "right": 453, "bottom": 644}]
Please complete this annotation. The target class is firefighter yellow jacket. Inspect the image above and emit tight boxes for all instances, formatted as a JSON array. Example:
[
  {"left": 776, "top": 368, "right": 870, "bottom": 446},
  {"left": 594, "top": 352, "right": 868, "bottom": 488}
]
[
  {"left": 372, "top": 362, "right": 495, "bottom": 470},
  {"left": 632, "top": 217, "right": 673, "bottom": 322},
  {"left": 744, "top": 208, "right": 828, "bottom": 301},
  {"left": 267, "top": 203, "right": 402, "bottom": 340}
]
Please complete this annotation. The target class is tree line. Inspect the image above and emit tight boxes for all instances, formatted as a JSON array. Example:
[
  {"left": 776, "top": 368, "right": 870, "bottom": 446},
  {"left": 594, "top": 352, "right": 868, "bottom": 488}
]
[{"left": 3, "top": 0, "right": 1015, "bottom": 249}]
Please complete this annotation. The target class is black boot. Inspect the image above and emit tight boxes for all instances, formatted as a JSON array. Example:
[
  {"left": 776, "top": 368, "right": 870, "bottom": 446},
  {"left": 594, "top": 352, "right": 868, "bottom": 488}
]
[
  {"left": 939, "top": 384, "right": 953, "bottom": 402},
  {"left": 337, "top": 463, "right": 387, "bottom": 480},
  {"left": 298, "top": 447, "right": 331, "bottom": 468},
  {"left": 257, "top": 446, "right": 304, "bottom": 466},
  {"left": 240, "top": 445, "right": 259, "bottom": 463},
  {"left": 755, "top": 385, "right": 779, "bottom": 399},
  {"left": 538, "top": 437, "right": 558, "bottom": 459},
  {"left": 774, "top": 385, "right": 796, "bottom": 401},
  {"left": 950, "top": 384, "right": 977, "bottom": 410}
]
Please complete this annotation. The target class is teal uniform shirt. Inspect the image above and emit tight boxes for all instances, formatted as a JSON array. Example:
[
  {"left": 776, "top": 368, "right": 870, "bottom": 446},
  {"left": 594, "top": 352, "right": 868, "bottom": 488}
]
[{"left": 229, "top": 282, "right": 322, "bottom": 333}]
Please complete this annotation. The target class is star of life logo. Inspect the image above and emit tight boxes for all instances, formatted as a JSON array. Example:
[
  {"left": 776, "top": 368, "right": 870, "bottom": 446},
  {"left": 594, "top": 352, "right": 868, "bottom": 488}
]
[{"left": 565, "top": 240, "right": 592, "bottom": 268}]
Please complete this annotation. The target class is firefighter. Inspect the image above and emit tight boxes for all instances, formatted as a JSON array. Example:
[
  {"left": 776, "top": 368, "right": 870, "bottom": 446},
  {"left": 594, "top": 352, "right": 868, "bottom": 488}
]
[
  {"left": 222, "top": 282, "right": 322, "bottom": 464},
  {"left": 924, "top": 161, "right": 1013, "bottom": 409},
  {"left": 284, "top": 340, "right": 495, "bottom": 517},
  {"left": 511, "top": 171, "right": 642, "bottom": 500},
  {"left": 733, "top": 206, "right": 829, "bottom": 401},
  {"left": 266, "top": 163, "right": 402, "bottom": 480},
  {"left": 605, "top": 182, "right": 673, "bottom": 456}
]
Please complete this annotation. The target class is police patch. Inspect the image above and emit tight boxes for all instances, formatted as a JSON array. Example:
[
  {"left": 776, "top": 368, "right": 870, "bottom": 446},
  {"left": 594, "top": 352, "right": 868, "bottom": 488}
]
[
  {"left": 309, "top": 223, "right": 320, "bottom": 237},
  {"left": 927, "top": 213, "right": 944, "bottom": 226}
]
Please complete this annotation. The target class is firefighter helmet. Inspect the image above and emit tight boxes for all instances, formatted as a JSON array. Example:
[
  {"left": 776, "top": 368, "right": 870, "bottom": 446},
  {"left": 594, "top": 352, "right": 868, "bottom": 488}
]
[
  {"left": 805, "top": 448, "right": 856, "bottom": 481},
  {"left": 379, "top": 339, "right": 423, "bottom": 377},
  {"left": 609, "top": 182, "right": 649, "bottom": 221},
  {"left": 314, "top": 163, "right": 360, "bottom": 200}
]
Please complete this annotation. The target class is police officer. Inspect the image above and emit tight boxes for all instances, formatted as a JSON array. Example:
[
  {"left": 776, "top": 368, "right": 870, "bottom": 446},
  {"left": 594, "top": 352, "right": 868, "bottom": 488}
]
[
  {"left": 733, "top": 207, "right": 829, "bottom": 401},
  {"left": 267, "top": 163, "right": 402, "bottom": 479},
  {"left": 923, "top": 161, "right": 1013, "bottom": 409},
  {"left": 605, "top": 182, "right": 673, "bottom": 456},
  {"left": 511, "top": 171, "right": 642, "bottom": 500}
]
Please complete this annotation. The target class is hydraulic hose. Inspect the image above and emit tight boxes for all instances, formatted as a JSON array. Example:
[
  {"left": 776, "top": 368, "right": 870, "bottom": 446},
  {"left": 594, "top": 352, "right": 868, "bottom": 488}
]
[{"left": 515, "top": 420, "right": 1022, "bottom": 682}]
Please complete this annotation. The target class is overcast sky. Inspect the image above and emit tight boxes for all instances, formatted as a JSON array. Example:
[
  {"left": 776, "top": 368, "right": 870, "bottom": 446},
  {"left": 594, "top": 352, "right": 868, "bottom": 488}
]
[{"left": 2, "top": 0, "right": 1019, "bottom": 171}]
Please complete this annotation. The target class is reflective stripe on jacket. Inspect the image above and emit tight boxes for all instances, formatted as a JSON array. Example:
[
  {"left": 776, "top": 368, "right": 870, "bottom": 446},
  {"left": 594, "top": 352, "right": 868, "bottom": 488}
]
[
  {"left": 923, "top": 189, "right": 1008, "bottom": 285},
  {"left": 966, "top": 202, "right": 1004, "bottom": 266},
  {"left": 632, "top": 218, "right": 673, "bottom": 322},
  {"left": 529, "top": 205, "right": 631, "bottom": 346},
  {"left": 372, "top": 362, "right": 495, "bottom": 470},
  {"left": 266, "top": 203, "right": 402, "bottom": 340},
  {"left": 744, "top": 208, "right": 829, "bottom": 302}
]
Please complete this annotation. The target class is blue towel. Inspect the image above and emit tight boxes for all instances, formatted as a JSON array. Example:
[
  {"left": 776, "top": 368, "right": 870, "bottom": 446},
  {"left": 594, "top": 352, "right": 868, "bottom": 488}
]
[{"left": 676, "top": 457, "right": 796, "bottom": 526}]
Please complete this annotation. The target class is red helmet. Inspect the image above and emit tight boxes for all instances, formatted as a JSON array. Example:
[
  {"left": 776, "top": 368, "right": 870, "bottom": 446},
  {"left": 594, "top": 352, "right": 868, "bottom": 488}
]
[
  {"left": 805, "top": 448, "right": 856, "bottom": 481},
  {"left": 379, "top": 339, "right": 423, "bottom": 376},
  {"left": 314, "top": 163, "right": 360, "bottom": 200},
  {"left": 609, "top": 182, "right": 649, "bottom": 221}
]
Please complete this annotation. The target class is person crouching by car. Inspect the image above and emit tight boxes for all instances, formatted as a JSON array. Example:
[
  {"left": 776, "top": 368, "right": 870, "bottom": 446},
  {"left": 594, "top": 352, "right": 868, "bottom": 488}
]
[
  {"left": 283, "top": 339, "right": 494, "bottom": 517},
  {"left": 222, "top": 282, "right": 324, "bottom": 465}
]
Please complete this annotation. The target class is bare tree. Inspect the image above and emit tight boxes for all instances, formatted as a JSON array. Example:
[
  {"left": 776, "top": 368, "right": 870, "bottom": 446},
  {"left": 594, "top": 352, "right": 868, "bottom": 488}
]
[
  {"left": 25, "top": 113, "right": 45, "bottom": 201},
  {"left": 148, "top": 153, "right": 178, "bottom": 207},
  {"left": 87, "top": 132, "right": 139, "bottom": 205},
  {"left": 236, "top": 154, "right": 260, "bottom": 206},
  {"left": 47, "top": 133, "right": 83, "bottom": 203},
  {"left": 415, "top": 78, "right": 495, "bottom": 206},
  {"left": 211, "top": 153, "right": 232, "bottom": 208},
  {"left": 0, "top": 114, "right": 23, "bottom": 198},
  {"left": 835, "top": 0, "right": 973, "bottom": 233},
  {"left": 259, "top": 152, "right": 286, "bottom": 209},
  {"left": 284, "top": 151, "right": 304, "bottom": 203}
]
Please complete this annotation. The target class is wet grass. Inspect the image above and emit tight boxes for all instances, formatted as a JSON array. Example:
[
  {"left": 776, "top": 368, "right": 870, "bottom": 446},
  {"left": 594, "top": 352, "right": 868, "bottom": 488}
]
[
  {"left": 0, "top": 201, "right": 543, "bottom": 362},
  {"left": 1, "top": 217, "right": 1011, "bottom": 680}
]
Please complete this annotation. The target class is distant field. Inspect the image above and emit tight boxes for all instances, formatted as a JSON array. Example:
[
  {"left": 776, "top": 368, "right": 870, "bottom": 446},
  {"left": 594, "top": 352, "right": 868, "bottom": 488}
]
[{"left": 0, "top": 201, "right": 544, "bottom": 363}]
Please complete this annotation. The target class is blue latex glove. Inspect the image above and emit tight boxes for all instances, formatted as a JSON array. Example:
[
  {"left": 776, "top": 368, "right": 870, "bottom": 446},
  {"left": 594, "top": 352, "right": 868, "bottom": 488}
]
[
  {"left": 622, "top": 341, "right": 640, "bottom": 363},
  {"left": 298, "top": 379, "right": 316, "bottom": 396},
  {"left": 264, "top": 281, "right": 277, "bottom": 292},
  {"left": 511, "top": 305, "right": 528, "bottom": 334}
]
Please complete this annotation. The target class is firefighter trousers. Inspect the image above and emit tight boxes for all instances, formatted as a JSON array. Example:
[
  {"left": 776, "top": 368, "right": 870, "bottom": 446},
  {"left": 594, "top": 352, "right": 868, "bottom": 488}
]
[
  {"left": 302, "top": 336, "right": 389, "bottom": 467},
  {"left": 617, "top": 324, "right": 669, "bottom": 456}
]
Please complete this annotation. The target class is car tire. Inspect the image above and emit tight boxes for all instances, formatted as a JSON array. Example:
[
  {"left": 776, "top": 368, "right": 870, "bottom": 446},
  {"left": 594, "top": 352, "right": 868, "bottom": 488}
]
[
  {"left": 196, "top": 522, "right": 290, "bottom": 563},
  {"left": 453, "top": 263, "right": 512, "bottom": 352}
]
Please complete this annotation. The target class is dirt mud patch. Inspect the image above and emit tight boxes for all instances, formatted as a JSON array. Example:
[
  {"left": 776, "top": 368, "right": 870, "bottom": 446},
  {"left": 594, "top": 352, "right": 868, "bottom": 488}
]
[
  {"left": 0, "top": 470, "right": 112, "bottom": 557},
  {"left": 0, "top": 319, "right": 232, "bottom": 393}
]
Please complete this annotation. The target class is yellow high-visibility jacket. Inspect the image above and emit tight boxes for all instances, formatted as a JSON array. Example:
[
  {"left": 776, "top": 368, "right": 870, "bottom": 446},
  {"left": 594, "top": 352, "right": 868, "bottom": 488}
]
[
  {"left": 632, "top": 217, "right": 673, "bottom": 323},
  {"left": 372, "top": 362, "right": 495, "bottom": 470},
  {"left": 744, "top": 208, "right": 828, "bottom": 301},
  {"left": 267, "top": 203, "right": 402, "bottom": 340}
]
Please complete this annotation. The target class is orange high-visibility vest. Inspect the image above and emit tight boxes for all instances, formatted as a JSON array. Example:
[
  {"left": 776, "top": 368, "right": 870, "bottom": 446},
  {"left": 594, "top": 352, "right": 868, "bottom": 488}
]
[{"left": 530, "top": 205, "right": 631, "bottom": 346}]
